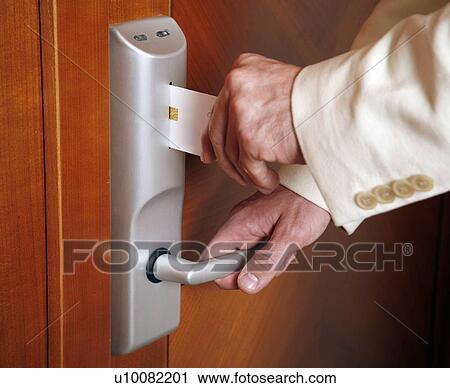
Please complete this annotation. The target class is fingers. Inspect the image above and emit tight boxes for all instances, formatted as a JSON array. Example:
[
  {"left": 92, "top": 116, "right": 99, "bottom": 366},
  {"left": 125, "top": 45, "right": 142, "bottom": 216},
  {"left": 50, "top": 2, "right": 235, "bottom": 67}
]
[
  {"left": 214, "top": 272, "right": 239, "bottom": 290},
  {"left": 200, "top": 129, "right": 215, "bottom": 163},
  {"left": 205, "top": 188, "right": 330, "bottom": 294},
  {"left": 237, "top": 225, "right": 296, "bottom": 294},
  {"left": 225, "top": 122, "right": 250, "bottom": 184},
  {"left": 202, "top": 53, "right": 302, "bottom": 192},
  {"left": 201, "top": 92, "right": 222, "bottom": 164},
  {"left": 239, "top": 154, "right": 279, "bottom": 194},
  {"left": 203, "top": 90, "right": 247, "bottom": 186},
  {"left": 202, "top": 201, "right": 274, "bottom": 290},
  {"left": 207, "top": 219, "right": 262, "bottom": 290}
]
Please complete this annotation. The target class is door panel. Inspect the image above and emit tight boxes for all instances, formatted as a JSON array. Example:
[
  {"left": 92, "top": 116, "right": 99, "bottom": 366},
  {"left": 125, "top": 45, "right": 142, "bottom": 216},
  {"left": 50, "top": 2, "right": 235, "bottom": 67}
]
[
  {"left": 170, "top": 0, "right": 441, "bottom": 367},
  {"left": 0, "top": 0, "right": 47, "bottom": 367},
  {"left": 39, "top": 0, "right": 170, "bottom": 367},
  {"left": 433, "top": 193, "right": 450, "bottom": 366}
]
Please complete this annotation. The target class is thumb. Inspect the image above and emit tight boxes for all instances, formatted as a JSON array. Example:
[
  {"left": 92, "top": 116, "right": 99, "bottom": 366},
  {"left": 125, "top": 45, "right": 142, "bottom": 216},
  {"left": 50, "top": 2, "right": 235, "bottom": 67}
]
[
  {"left": 237, "top": 226, "right": 298, "bottom": 294},
  {"left": 202, "top": 206, "right": 275, "bottom": 290}
]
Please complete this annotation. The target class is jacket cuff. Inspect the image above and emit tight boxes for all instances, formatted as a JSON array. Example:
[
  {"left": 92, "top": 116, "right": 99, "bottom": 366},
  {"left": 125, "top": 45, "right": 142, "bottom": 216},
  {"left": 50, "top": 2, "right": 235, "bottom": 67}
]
[{"left": 278, "top": 164, "right": 362, "bottom": 234}]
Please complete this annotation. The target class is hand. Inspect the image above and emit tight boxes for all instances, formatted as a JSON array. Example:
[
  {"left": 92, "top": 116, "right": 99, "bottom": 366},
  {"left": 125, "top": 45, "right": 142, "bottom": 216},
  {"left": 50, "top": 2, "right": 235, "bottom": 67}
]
[
  {"left": 201, "top": 53, "right": 303, "bottom": 194},
  {"left": 203, "top": 187, "right": 330, "bottom": 294}
]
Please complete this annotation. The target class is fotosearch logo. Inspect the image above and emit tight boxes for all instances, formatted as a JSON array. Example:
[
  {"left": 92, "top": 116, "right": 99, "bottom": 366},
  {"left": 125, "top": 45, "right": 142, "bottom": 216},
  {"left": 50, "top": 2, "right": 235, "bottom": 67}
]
[{"left": 62, "top": 240, "right": 413, "bottom": 275}]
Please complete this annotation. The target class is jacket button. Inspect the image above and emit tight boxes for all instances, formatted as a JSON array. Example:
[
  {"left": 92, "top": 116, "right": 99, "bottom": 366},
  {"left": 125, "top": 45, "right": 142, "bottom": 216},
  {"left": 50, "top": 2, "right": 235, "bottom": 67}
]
[
  {"left": 355, "top": 191, "right": 378, "bottom": 209},
  {"left": 391, "top": 179, "right": 415, "bottom": 198},
  {"left": 372, "top": 185, "right": 395, "bottom": 204},
  {"left": 407, "top": 174, "right": 433, "bottom": 192}
]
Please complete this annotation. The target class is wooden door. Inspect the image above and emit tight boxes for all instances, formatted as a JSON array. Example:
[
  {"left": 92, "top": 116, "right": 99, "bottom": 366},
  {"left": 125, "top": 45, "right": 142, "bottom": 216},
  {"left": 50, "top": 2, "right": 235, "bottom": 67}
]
[
  {"left": 0, "top": 0, "right": 47, "bottom": 367},
  {"left": 169, "top": 0, "right": 442, "bottom": 367}
]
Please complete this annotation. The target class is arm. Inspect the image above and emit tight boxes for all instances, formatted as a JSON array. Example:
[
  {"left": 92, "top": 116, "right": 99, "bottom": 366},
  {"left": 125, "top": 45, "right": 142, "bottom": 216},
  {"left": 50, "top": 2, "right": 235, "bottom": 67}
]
[
  {"left": 292, "top": 2, "right": 450, "bottom": 227},
  {"left": 278, "top": 0, "right": 450, "bottom": 233},
  {"left": 201, "top": 1, "right": 450, "bottom": 294},
  {"left": 202, "top": 2, "right": 450, "bottom": 232}
]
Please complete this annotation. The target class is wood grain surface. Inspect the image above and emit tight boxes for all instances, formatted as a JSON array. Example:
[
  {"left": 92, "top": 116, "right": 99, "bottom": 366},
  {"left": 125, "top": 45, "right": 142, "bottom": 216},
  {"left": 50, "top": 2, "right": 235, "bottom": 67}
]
[
  {"left": 39, "top": 0, "right": 170, "bottom": 367},
  {"left": 432, "top": 193, "right": 450, "bottom": 366},
  {"left": 170, "top": 0, "right": 442, "bottom": 367},
  {"left": 0, "top": 0, "right": 47, "bottom": 367}
]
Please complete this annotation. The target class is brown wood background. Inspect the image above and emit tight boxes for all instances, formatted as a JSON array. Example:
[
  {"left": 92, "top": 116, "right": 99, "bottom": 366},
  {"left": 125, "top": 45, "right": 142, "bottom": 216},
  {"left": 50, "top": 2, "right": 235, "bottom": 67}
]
[
  {"left": 0, "top": 0, "right": 47, "bottom": 367},
  {"left": 170, "top": 0, "right": 443, "bottom": 367}
]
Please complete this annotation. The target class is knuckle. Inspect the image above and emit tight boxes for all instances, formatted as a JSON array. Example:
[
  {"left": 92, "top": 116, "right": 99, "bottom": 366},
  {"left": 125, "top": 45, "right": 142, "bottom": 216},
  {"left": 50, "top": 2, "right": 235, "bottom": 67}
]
[
  {"left": 283, "top": 228, "right": 302, "bottom": 246},
  {"left": 292, "top": 226, "right": 312, "bottom": 247},
  {"left": 229, "top": 95, "right": 246, "bottom": 109},
  {"left": 229, "top": 98, "right": 246, "bottom": 118},
  {"left": 234, "top": 53, "right": 255, "bottom": 66},
  {"left": 226, "top": 68, "right": 245, "bottom": 89}
]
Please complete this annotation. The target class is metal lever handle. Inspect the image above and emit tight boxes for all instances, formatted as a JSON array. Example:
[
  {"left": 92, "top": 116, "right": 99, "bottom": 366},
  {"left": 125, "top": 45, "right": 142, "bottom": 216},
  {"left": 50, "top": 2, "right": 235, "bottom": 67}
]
[{"left": 148, "top": 250, "right": 247, "bottom": 285}]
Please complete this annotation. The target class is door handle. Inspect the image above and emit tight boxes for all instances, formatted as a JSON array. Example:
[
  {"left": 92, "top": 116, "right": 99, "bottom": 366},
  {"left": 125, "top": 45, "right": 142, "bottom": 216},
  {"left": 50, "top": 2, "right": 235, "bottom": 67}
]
[{"left": 147, "top": 249, "right": 247, "bottom": 285}]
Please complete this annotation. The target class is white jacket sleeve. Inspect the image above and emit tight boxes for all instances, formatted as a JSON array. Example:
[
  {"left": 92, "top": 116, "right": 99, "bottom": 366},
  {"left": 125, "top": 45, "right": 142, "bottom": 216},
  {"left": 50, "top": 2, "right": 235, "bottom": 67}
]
[{"left": 280, "top": 1, "right": 450, "bottom": 230}]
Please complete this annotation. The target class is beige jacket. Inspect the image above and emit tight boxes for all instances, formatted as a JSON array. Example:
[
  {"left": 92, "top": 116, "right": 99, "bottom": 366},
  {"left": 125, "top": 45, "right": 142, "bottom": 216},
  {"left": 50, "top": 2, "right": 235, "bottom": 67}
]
[{"left": 279, "top": 0, "right": 450, "bottom": 233}]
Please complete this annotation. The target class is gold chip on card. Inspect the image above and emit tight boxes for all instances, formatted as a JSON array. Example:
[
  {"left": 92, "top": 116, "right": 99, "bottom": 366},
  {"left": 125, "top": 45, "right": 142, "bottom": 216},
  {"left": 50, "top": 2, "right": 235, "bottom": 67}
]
[{"left": 168, "top": 106, "right": 179, "bottom": 121}]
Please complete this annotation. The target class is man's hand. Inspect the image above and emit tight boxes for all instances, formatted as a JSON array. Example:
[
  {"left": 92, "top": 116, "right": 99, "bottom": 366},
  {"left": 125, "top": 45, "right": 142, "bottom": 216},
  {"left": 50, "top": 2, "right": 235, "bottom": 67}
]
[
  {"left": 201, "top": 53, "right": 303, "bottom": 194},
  {"left": 203, "top": 187, "right": 330, "bottom": 294}
]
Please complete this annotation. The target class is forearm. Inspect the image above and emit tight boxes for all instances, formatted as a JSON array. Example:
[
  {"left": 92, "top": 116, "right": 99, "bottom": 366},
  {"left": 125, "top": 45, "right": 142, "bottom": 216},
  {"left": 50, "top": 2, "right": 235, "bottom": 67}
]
[{"left": 284, "top": 3, "right": 450, "bottom": 228}]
